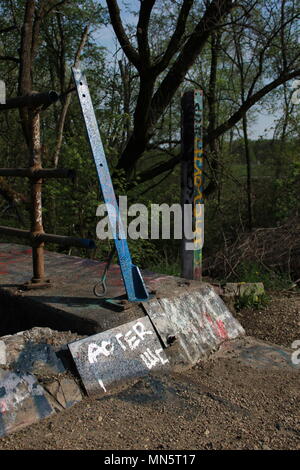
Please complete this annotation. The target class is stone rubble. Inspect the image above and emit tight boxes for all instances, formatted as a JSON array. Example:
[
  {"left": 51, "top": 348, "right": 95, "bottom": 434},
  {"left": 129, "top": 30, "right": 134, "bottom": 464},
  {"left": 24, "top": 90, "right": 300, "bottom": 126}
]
[{"left": 0, "top": 327, "right": 85, "bottom": 437}]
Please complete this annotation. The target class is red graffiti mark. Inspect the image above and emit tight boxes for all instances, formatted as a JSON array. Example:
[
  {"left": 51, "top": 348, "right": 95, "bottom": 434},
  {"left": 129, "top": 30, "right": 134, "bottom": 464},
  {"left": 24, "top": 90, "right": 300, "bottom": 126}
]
[
  {"left": 193, "top": 266, "right": 202, "bottom": 281},
  {"left": 216, "top": 319, "right": 228, "bottom": 340},
  {"left": 105, "top": 278, "right": 124, "bottom": 286},
  {"left": 0, "top": 248, "right": 33, "bottom": 274},
  {"left": 0, "top": 248, "right": 31, "bottom": 259},
  {"left": 0, "top": 262, "right": 8, "bottom": 275},
  {"left": 204, "top": 313, "right": 228, "bottom": 339},
  {"left": 0, "top": 400, "right": 8, "bottom": 414}
]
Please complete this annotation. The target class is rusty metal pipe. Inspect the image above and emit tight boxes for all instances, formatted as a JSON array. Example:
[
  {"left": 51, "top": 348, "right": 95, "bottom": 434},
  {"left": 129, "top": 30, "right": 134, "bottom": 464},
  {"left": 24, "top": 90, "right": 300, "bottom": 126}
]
[
  {"left": 0, "top": 91, "right": 59, "bottom": 111},
  {"left": 0, "top": 226, "right": 96, "bottom": 249},
  {"left": 28, "top": 111, "right": 44, "bottom": 282},
  {"left": 28, "top": 110, "right": 45, "bottom": 283},
  {"left": 0, "top": 168, "right": 76, "bottom": 179}
]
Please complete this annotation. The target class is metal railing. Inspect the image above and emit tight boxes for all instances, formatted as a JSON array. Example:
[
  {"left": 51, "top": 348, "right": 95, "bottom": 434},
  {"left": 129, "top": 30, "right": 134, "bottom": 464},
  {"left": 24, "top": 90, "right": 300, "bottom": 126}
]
[{"left": 0, "top": 86, "right": 95, "bottom": 288}]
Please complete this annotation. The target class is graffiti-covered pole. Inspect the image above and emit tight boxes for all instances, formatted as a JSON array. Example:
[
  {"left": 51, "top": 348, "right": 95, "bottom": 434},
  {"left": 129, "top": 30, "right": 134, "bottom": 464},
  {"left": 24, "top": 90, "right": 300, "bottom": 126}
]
[
  {"left": 0, "top": 80, "right": 5, "bottom": 105},
  {"left": 181, "top": 90, "right": 204, "bottom": 280}
]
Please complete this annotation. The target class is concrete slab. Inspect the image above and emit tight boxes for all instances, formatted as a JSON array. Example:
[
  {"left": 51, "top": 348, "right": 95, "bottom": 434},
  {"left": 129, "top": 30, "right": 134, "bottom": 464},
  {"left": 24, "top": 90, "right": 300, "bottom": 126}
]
[
  {"left": 0, "top": 369, "right": 54, "bottom": 437},
  {"left": 0, "top": 243, "right": 230, "bottom": 337},
  {"left": 68, "top": 316, "right": 169, "bottom": 396},
  {"left": 43, "top": 377, "right": 82, "bottom": 409},
  {"left": 142, "top": 285, "right": 245, "bottom": 364},
  {"left": 0, "top": 243, "right": 184, "bottom": 335},
  {"left": 215, "top": 336, "right": 300, "bottom": 371}
]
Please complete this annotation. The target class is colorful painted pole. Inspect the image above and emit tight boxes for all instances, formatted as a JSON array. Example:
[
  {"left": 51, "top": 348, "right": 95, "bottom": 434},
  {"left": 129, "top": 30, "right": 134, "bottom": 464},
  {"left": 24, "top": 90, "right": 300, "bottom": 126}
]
[
  {"left": 181, "top": 90, "right": 204, "bottom": 281},
  {"left": 0, "top": 80, "right": 5, "bottom": 105}
]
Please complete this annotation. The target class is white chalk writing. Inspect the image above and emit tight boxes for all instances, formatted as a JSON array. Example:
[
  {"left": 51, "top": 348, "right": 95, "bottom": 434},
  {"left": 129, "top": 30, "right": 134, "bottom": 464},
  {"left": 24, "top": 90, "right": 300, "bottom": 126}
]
[
  {"left": 88, "top": 341, "right": 114, "bottom": 363},
  {"left": 88, "top": 321, "right": 154, "bottom": 364},
  {"left": 83, "top": 319, "right": 168, "bottom": 394},
  {"left": 98, "top": 379, "right": 107, "bottom": 393},
  {"left": 140, "top": 348, "right": 169, "bottom": 369}
]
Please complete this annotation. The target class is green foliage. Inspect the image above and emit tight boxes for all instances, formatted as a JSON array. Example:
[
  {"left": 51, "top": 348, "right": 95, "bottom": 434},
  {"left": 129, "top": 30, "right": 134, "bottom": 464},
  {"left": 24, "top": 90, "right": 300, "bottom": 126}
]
[
  {"left": 273, "top": 159, "right": 300, "bottom": 222},
  {"left": 232, "top": 261, "right": 292, "bottom": 291},
  {"left": 234, "top": 289, "right": 270, "bottom": 311},
  {"left": 147, "top": 260, "right": 181, "bottom": 277}
]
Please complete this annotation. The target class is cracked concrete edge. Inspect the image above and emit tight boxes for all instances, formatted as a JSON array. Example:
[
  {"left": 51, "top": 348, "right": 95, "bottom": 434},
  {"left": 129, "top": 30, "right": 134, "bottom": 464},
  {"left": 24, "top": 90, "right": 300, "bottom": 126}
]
[{"left": 0, "top": 368, "right": 84, "bottom": 438}]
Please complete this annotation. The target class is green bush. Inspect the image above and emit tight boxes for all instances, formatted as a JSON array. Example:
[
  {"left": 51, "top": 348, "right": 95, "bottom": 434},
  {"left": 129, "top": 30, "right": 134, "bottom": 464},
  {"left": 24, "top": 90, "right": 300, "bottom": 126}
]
[{"left": 234, "top": 289, "right": 270, "bottom": 311}]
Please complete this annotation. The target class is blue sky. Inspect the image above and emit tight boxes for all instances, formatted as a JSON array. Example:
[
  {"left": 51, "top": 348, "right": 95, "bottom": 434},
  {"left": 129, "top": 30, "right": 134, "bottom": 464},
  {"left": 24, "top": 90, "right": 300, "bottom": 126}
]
[{"left": 95, "top": 0, "right": 278, "bottom": 140}]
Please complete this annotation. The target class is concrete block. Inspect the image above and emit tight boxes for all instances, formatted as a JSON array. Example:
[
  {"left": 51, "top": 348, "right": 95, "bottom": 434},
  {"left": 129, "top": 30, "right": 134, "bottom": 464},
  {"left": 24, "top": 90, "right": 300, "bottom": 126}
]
[
  {"left": 223, "top": 282, "right": 265, "bottom": 297},
  {"left": 12, "top": 342, "right": 66, "bottom": 376},
  {"left": 43, "top": 377, "right": 82, "bottom": 409},
  {"left": 69, "top": 316, "right": 170, "bottom": 396},
  {"left": 142, "top": 284, "right": 245, "bottom": 365},
  {"left": 43, "top": 380, "right": 66, "bottom": 409},
  {"left": 59, "top": 378, "right": 82, "bottom": 407},
  {"left": 0, "top": 368, "right": 54, "bottom": 437},
  {"left": 0, "top": 329, "right": 65, "bottom": 375},
  {"left": 0, "top": 334, "right": 25, "bottom": 366}
]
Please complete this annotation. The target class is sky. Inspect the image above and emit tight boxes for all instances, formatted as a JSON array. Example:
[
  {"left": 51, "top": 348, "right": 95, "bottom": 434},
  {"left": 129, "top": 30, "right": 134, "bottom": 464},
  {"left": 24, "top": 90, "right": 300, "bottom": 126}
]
[{"left": 95, "top": 0, "right": 278, "bottom": 140}]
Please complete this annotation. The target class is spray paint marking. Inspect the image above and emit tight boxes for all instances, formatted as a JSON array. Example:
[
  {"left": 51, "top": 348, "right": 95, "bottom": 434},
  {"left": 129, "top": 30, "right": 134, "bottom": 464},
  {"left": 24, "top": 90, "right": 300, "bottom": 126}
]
[
  {"left": 84, "top": 320, "right": 169, "bottom": 394},
  {"left": 193, "top": 90, "right": 204, "bottom": 281},
  {"left": 98, "top": 379, "right": 107, "bottom": 393},
  {"left": 0, "top": 400, "right": 9, "bottom": 414},
  {"left": 205, "top": 313, "right": 228, "bottom": 340}
]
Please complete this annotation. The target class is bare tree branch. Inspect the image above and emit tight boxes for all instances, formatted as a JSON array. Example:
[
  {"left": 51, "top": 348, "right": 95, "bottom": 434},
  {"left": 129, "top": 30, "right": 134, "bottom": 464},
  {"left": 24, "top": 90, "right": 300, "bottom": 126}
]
[
  {"left": 53, "top": 25, "right": 90, "bottom": 167},
  {"left": 0, "top": 56, "right": 20, "bottom": 63},
  {"left": 136, "top": 0, "right": 156, "bottom": 68},
  {"left": 207, "top": 68, "right": 300, "bottom": 146},
  {"left": 18, "top": 0, "right": 35, "bottom": 148},
  {"left": 0, "top": 25, "right": 17, "bottom": 34},
  {"left": 131, "top": 154, "right": 181, "bottom": 187},
  {"left": 117, "top": 0, "right": 235, "bottom": 174},
  {"left": 150, "top": 0, "right": 235, "bottom": 124},
  {"left": 152, "top": 0, "right": 194, "bottom": 75},
  {"left": 106, "top": 0, "right": 140, "bottom": 69}
]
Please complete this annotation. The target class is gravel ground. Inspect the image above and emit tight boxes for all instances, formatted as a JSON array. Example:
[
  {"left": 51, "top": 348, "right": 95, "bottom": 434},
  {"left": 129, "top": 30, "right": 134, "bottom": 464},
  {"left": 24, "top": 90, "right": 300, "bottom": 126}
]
[
  {"left": 237, "top": 292, "right": 300, "bottom": 348},
  {"left": 0, "top": 293, "right": 299, "bottom": 450}
]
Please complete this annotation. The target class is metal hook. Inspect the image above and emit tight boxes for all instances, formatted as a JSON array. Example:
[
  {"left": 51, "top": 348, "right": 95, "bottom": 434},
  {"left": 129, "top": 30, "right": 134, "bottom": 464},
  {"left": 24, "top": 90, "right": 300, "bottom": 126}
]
[
  {"left": 93, "top": 246, "right": 116, "bottom": 298},
  {"left": 93, "top": 278, "right": 107, "bottom": 297}
]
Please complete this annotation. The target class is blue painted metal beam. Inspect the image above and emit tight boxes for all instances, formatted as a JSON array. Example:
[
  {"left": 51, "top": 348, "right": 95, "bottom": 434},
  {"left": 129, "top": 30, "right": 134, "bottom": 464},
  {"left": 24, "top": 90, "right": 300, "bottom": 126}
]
[{"left": 72, "top": 67, "right": 149, "bottom": 302}]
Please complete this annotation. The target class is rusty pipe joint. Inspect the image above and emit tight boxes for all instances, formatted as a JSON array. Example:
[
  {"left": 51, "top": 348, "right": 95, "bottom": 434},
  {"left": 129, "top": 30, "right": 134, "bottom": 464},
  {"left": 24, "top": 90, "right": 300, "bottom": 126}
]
[{"left": 30, "top": 231, "right": 45, "bottom": 247}]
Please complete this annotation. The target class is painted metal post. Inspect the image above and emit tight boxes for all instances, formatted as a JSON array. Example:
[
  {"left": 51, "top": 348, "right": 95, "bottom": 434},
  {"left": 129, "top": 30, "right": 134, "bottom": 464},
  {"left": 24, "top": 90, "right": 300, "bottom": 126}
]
[
  {"left": 0, "top": 80, "right": 5, "bottom": 104},
  {"left": 181, "top": 90, "right": 204, "bottom": 281},
  {"left": 73, "top": 67, "right": 149, "bottom": 302},
  {"left": 193, "top": 90, "right": 204, "bottom": 281}
]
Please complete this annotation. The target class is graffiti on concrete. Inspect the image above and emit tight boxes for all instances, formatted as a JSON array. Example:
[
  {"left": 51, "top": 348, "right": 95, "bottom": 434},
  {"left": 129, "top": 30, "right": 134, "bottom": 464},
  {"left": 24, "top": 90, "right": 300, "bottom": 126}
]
[
  {"left": 68, "top": 316, "right": 169, "bottom": 396},
  {"left": 0, "top": 369, "right": 54, "bottom": 437},
  {"left": 239, "top": 343, "right": 300, "bottom": 370},
  {"left": 143, "top": 284, "right": 244, "bottom": 364}
]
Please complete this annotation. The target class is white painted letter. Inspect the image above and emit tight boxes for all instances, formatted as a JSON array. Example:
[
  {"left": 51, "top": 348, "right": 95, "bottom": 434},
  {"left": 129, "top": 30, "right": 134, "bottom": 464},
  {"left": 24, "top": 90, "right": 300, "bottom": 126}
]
[{"left": 133, "top": 322, "right": 153, "bottom": 341}]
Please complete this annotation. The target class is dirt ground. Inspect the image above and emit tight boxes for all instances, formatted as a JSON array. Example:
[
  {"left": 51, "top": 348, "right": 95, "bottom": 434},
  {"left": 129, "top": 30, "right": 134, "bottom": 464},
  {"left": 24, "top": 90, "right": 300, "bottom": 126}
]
[
  {"left": 0, "top": 293, "right": 299, "bottom": 451},
  {"left": 237, "top": 292, "right": 300, "bottom": 349}
]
